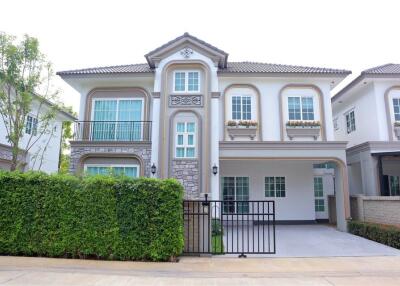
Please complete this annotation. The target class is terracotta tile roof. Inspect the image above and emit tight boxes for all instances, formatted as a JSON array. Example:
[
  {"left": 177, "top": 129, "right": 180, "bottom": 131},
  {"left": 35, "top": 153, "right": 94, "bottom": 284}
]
[
  {"left": 57, "top": 62, "right": 350, "bottom": 76},
  {"left": 56, "top": 63, "right": 153, "bottom": 76},
  {"left": 220, "top": 61, "right": 350, "bottom": 74}
]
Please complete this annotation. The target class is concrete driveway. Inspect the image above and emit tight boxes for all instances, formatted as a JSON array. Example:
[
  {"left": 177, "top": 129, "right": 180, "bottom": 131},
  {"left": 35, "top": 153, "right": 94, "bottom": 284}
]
[
  {"left": 1, "top": 255, "right": 400, "bottom": 285},
  {"left": 222, "top": 224, "right": 400, "bottom": 257}
]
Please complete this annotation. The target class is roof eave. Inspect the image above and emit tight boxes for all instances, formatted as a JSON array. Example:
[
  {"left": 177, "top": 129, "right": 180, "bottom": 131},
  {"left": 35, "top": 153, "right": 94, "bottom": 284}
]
[{"left": 332, "top": 72, "right": 400, "bottom": 103}]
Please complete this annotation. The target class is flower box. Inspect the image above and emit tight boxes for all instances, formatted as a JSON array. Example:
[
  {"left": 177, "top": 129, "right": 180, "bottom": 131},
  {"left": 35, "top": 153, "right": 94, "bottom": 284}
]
[
  {"left": 226, "top": 125, "right": 258, "bottom": 140},
  {"left": 286, "top": 121, "right": 321, "bottom": 140}
]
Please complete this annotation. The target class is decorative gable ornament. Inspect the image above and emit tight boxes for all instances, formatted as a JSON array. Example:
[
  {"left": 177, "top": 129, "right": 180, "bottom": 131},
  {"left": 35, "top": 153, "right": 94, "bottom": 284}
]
[{"left": 180, "top": 47, "right": 194, "bottom": 59}]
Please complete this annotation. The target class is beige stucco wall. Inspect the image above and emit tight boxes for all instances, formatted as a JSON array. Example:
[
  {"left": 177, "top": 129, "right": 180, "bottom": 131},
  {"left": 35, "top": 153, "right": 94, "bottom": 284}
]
[{"left": 350, "top": 195, "right": 400, "bottom": 226}]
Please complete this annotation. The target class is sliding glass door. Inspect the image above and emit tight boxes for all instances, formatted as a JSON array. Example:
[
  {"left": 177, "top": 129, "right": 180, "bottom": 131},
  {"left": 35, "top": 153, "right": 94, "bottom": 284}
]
[{"left": 92, "top": 99, "right": 143, "bottom": 141}]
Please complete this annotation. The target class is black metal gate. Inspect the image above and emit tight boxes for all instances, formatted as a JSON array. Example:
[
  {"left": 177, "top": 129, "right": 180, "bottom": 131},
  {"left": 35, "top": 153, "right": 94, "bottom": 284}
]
[{"left": 183, "top": 195, "right": 276, "bottom": 256}]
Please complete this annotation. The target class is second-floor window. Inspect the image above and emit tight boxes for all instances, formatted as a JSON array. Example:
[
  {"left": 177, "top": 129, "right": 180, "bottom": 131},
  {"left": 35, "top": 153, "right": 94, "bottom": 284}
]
[
  {"left": 232, "top": 95, "right": 252, "bottom": 120},
  {"left": 174, "top": 71, "right": 200, "bottom": 92},
  {"left": 345, "top": 110, "right": 356, "bottom": 133},
  {"left": 92, "top": 99, "right": 143, "bottom": 140},
  {"left": 25, "top": 115, "right": 38, "bottom": 136},
  {"left": 393, "top": 98, "right": 400, "bottom": 121},
  {"left": 288, "top": 97, "right": 314, "bottom": 120},
  {"left": 175, "top": 122, "right": 196, "bottom": 158}
]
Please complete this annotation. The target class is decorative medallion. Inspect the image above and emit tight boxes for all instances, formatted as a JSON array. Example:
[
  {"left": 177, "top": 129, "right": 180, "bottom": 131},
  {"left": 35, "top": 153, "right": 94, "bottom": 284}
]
[
  {"left": 180, "top": 47, "right": 194, "bottom": 59},
  {"left": 169, "top": 95, "right": 203, "bottom": 107}
]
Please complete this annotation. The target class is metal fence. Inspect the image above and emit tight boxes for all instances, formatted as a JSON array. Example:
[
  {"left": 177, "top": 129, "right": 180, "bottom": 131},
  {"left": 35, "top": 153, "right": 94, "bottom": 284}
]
[
  {"left": 183, "top": 196, "right": 275, "bottom": 257},
  {"left": 73, "top": 121, "right": 152, "bottom": 142}
]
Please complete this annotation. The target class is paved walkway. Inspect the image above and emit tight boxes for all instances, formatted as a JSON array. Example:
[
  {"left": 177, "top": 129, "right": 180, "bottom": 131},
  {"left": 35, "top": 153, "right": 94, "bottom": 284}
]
[
  {"left": 1, "top": 255, "right": 400, "bottom": 285},
  {"left": 222, "top": 224, "right": 400, "bottom": 257}
]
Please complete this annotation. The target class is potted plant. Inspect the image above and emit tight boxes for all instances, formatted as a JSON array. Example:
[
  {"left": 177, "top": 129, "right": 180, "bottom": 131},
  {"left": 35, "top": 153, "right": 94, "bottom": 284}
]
[
  {"left": 226, "top": 120, "right": 258, "bottom": 140},
  {"left": 286, "top": 120, "right": 321, "bottom": 140}
]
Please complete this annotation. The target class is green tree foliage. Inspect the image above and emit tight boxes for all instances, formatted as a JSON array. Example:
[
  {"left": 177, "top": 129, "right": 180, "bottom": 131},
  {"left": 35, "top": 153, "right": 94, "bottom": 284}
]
[{"left": 0, "top": 32, "right": 61, "bottom": 170}]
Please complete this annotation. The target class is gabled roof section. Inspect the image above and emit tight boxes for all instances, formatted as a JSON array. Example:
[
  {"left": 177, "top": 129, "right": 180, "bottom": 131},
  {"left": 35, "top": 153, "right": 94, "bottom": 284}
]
[
  {"left": 332, "top": 63, "right": 400, "bottom": 103},
  {"left": 220, "top": 61, "right": 351, "bottom": 75},
  {"left": 144, "top": 32, "right": 229, "bottom": 69},
  {"left": 57, "top": 63, "right": 153, "bottom": 76},
  {"left": 362, "top": 63, "right": 400, "bottom": 75}
]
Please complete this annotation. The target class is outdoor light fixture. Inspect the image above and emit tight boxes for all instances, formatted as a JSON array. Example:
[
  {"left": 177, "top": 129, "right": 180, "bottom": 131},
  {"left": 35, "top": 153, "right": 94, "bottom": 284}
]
[
  {"left": 212, "top": 164, "right": 218, "bottom": 175},
  {"left": 151, "top": 163, "right": 157, "bottom": 175}
]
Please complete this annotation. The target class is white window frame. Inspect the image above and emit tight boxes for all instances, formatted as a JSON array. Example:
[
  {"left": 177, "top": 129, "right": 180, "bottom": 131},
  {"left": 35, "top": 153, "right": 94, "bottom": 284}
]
[
  {"left": 221, "top": 176, "right": 250, "bottom": 214},
  {"left": 91, "top": 98, "right": 144, "bottom": 122},
  {"left": 173, "top": 70, "right": 200, "bottom": 93},
  {"left": 25, "top": 114, "right": 38, "bottom": 136},
  {"left": 314, "top": 176, "right": 325, "bottom": 212},
  {"left": 287, "top": 96, "right": 315, "bottom": 121},
  {"left": 90, "top": 98, "right": 144, "bottom": 140},
  {"left": 333, "top": 117, "right": 339, "bottom": 131},
  {"left": 393, "top": 97, "right": 400, "bottom": 122},
  {"left": 264, "top": 176, "right": 286, "bottom": 198},
  {"left": 344, "top": 109, "right": 356, "bottom": 134},
  {"left": 231, "top": 95, "right": 252, "bottom": 121},
  {"left": 175, "top": 121, "right": 196, "bottom": 159},
  {"left": 84, "top": 164, "right": 140, "bottom": 177}
]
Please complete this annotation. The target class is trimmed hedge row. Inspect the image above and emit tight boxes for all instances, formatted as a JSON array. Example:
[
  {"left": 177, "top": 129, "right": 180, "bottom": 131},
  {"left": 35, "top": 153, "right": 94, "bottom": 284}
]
[
  {"left": 348, "top": 220, "right": 400, "bottom": 250},
  {"left": 0, "top": 171, "right": 184, "bottom": 261}
]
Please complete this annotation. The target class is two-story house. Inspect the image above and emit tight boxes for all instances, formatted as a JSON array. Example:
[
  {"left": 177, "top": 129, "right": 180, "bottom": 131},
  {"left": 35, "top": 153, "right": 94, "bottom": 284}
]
[
  {"left": 0, "top": 94, "right": 76, "bottom": 173},
  {"left": 58, "top": 33, "right": 351, "bottom": 231},
  {"left": 333, "top": 64, "right": 400, "bottom": 197}
]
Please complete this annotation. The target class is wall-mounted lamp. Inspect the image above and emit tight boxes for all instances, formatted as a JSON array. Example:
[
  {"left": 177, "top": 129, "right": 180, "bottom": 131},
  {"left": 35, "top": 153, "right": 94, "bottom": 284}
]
[
  {"left": 212, "top": 164, "right": 218, "bottom": 175},
  {"left": 151, "top": 163, "right": 157, "bottom": 175}
]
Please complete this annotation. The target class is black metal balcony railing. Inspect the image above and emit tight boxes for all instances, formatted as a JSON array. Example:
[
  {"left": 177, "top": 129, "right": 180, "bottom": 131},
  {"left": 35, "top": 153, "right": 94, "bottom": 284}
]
[{"left": 73, "top": 121, "right": 152, "bottom": 142}]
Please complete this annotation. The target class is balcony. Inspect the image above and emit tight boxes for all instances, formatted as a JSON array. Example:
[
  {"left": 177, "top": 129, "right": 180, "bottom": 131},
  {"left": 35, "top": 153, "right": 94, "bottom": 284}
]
[{"left": 73, "top": 121, "right": 152, "bottom": 142}]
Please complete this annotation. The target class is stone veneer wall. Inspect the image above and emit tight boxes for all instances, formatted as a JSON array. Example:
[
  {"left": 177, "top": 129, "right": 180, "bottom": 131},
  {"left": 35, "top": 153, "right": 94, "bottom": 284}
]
[
  {"left": 0, "top": 143, "right": 27, "bottom": 170},
  {"left": 69, "top": 144, "right": 152, "bottom": 177},
  {"left": 171, "top": 160, "right": 200, "bottom": 199},
  {"left": 350, "top": 195, "right": 400, "bottom": 226},
  {"left": 0, "top": 144, "right": 13, "bottom": 162}
]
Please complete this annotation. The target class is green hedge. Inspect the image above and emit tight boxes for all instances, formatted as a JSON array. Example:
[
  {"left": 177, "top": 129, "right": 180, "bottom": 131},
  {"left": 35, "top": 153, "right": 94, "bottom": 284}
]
[
  {"left": 0, "top": 171, "right": 184, "bottom": 261},
  {"left": 348, "top": 220, "right": 400, "bottom": 250}
]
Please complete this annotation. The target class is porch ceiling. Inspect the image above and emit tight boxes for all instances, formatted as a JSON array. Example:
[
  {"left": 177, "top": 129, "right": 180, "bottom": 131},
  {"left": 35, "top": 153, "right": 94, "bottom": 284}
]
[{"left": 219, "top": 141, "right": 347, "bottom": 162}]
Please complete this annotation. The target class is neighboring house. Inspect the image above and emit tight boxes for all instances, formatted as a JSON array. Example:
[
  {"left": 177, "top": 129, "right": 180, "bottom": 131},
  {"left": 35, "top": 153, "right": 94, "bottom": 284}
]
[
  {"left": 332, "top": 64, "right": 400, "bottom": 197},
  {"left": 58, "top": 33, "right": 351, "bottom": 230},
  {"left": 0, "top": 95, "right": 76, "bottom": 173}
]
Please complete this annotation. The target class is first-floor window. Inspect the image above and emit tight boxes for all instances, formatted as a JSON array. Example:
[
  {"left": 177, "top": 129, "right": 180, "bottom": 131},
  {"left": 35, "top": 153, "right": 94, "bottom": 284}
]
[
  {"left": 345, "top": 110, "right": 356, "bottom": 133},
  {"left": 314, "top": 177, "right": 325, "bottom": 212},
  {"left": 85, "top": 165, "right": 139, "bottom": 178},
  {"left": 389, "top": 175, "right": 400, "bottom": 196},
  {"left": 222, "top": 177, "right": 249, "bottom": 214},
  {"left": 25, "top": 115, "right": 38, "bottom": 136},
  {"left": 176, "top": 122, "right": 196, "bottom": 158},
  {"left": 265, "top": 177, "right": 286, "bottom": 198}
]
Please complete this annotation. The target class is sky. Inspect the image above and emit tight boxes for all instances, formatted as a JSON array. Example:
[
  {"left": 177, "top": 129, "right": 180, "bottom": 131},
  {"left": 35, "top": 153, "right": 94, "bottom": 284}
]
[{"left": 1, "top": 0, "right": 400, "bottom": 113}]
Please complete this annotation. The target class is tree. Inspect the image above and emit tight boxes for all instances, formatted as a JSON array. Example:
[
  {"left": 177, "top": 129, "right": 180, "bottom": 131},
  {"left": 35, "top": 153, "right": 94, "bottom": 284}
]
[
  {"left": 0, "top": 32, "right": 59, "bottom": 171},
  {"left": 58, "top": 106, "right": 76, "bottom": 174}
]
